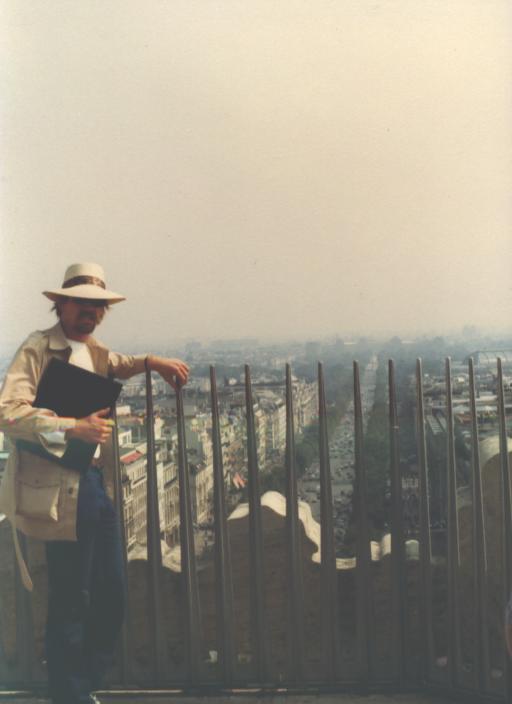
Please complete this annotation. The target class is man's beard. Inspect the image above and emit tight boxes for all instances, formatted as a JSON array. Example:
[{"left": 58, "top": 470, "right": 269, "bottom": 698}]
[{"left": 76, "top": 312, "right": 97, "bottom": 332}]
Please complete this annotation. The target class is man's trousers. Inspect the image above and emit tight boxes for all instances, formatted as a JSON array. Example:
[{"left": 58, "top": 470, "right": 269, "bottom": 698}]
[{"left": 45, "top": 467, "right": 125, "bottom": 704}]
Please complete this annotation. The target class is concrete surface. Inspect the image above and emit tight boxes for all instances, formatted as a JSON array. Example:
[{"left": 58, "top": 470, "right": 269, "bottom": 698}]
[{"left": 0, "top": 693, "right": 478, "bottom": 704}]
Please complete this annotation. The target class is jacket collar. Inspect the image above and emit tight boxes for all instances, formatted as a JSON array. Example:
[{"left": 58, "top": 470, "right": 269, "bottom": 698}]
[
  {"left": 47, "top": 322, "right": 70, "bottom": 350},
  {"left": 47, "top": 321, "right": 107, "bottom": 353}
]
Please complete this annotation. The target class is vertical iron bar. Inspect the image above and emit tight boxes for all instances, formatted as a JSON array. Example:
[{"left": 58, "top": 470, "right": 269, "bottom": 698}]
[
  {"left": 210, "top": 366, "right": 235, "bottom": 685},
  {"left": 445, "top": 357, "right": 461, "bottom": 687},
  {"left": 497, "top": 358, "right": 512, "bottom": 700},
  {"left": 175, "top": 383, "right": 202, "bottom": 681},
  {"left": 353, "top": 360, "right": 373, "bottom": 681},
  {"left": 244, "top": 365, "right": 269, "bottom": 682},
  {"left": 145, "top": 364, "right": 167, "bottom": 681},
  {"left": 468, "top": 358, "right": 491, "bottom": 693},
  {"left": 415, "top": 359, "right": 434, "bottom": 684},
  {"left": 318, "top": 362, "right": 339, "bottom": 681},
  {"left": 285, "top": 363, "right": 305, "bottom": 682},
  {"left": 388, "top": 359, "right": 406, "bottom": 683},
  {"left": 111, "top": 402, "right": 130, "bottom": 684}
]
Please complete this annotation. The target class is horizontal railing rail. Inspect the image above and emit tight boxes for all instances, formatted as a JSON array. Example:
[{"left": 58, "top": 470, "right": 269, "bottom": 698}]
[{"left": 0, "top": 357, "right": 511, "bottom": 701}]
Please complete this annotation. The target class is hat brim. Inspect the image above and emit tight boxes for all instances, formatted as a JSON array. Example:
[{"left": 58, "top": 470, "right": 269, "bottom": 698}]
[{"left": 43, "top": 284, "right": 126, "bottom": 304}]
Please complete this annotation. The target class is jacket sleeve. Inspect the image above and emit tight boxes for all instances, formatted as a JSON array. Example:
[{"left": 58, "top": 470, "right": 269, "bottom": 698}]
[
  {"left": 108, "top": 351, "right": 148, "bottom": 380},
  {"left": 0, "top": 338, "right": 76, "bottom": 457}
]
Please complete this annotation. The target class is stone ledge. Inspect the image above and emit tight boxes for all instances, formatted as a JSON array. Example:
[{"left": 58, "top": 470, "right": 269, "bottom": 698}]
[{"left": 0, "top": 693, "right": 467, "bottom": 704}]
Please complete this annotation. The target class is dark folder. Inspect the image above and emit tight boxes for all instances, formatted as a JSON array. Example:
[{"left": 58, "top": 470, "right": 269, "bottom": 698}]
[{"left": 17, "top": 357, "right": 122, "bottom": 471}]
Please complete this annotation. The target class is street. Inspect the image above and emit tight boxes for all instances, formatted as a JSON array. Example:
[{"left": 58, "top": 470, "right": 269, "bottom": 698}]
[{"left": 298, "top": 357, "right": 378, "bottom": 548}]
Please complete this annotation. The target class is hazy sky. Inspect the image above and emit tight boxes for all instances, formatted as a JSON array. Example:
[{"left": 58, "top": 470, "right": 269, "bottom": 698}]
[{"left": 1, "top": 0, "right": 511, "bottom": 352}]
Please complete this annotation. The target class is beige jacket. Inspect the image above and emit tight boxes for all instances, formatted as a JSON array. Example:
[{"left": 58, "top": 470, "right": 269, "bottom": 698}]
[{"left": 0, "top": 321, "right": 147, "bottom": 590}]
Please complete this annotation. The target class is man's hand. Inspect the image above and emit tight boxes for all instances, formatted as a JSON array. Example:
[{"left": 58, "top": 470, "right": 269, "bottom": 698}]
[
  {"left": 147, "top": 355, "right": 190, "bottom": 390},
  {"left": 66, "top": 407, "right": 114, "bottom": 445}
]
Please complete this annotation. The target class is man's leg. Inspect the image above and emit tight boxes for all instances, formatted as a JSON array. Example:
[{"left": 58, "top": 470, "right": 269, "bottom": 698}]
[
  {"left": 45, "top": 540, "right": 89, "bottom": 704},
  {"left": 45, "top": 466, "right": 106, "bottom": 704},
  {"left": 84, "top": 485, "right": 126, "bottom": 691}
]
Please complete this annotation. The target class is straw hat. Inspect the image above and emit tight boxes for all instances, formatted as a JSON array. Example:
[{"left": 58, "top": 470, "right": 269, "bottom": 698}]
[{"left": 43, "top": 263, "right": 126, "bottom": 304}]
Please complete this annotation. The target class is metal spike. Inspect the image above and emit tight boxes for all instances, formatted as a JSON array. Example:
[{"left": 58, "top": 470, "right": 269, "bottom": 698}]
[
  {"left": 415, "top": 359, "right": 434, "bottom": 684},
  {"left": 210, "top": 366, "right": 235, "bottom": 684},
  {"left": 145, "top": 363, "right": 167, "bottom": 681},
  {"left": 497, "top": 358, "right": 512, "bottom": 699},
  {"left": 468, "top": 358, "right": 491, "bottom": 692},
  {"left": 175, "top": 383, "right": 202, "bottom": 681},
  {"left": 285, "top": 363, "right": 305, "bottom": 682},
  {"left": 353, "top": 360, "right": 374, "bottom": 680},
  {"left": 318, "top": 362, "right": 339, "bottom": 680},
  {"left": 244, "top": 365, "right": 269, "bottom": 682},
  {"left": 110, "top": 400, "right": 130, "bottom": 684},
  {"left": 445, "top": 357, "right": 461, "bottom": 686},
  {"left": 388, "top": 359, "right": 406, "bottom": 683}
]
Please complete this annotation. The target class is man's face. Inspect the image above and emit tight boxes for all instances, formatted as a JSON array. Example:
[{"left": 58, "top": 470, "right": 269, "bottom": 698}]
[{"left": 57, "top": 297, "right": 107, "bottom": 340}]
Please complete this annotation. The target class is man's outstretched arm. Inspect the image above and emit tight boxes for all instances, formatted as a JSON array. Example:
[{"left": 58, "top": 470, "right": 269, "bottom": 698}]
[
  {"left": 108, "top": 350, "right": 189, "bottom": 389},
  {"left": 145, "top": 355, "right": 189, "bottom": 390}
]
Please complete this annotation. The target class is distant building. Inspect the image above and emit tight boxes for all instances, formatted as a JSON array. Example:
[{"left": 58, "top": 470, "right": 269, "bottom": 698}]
[
  {"left": 466, "top": 350, "right": 512, "bottom": 367},
  {"left": 190, "top": 462, "right": 213, "bottom": 524},
  {"left": 120, "top": 447, "right": 147, "bottom": 549}
]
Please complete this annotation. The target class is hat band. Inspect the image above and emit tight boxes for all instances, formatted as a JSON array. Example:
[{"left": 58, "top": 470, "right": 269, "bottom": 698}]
[{"left": 62, "top": 275, "right": 106, "bottom": 289}]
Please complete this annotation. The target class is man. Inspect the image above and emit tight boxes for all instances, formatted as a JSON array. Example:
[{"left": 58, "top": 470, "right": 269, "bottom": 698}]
[{"left": 0, "top": 262, "right": 189, "bottom": 704}]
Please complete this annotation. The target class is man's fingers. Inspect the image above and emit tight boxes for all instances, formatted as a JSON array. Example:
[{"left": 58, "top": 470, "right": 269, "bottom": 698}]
[
  {"left": 97, "top": 428, "right": 112, "bottom": 443},
  {"left": 156, "top": 358, "right": 190, "bottom": 388},
  {"left": 94, "top": 407, "right": 111, "bottom": 418},
  {"left": 179, "top": 362, "right": 190, "bottom": 379},
  {"left": 167, "top": 364, "right": 188, "bottom": 386}
]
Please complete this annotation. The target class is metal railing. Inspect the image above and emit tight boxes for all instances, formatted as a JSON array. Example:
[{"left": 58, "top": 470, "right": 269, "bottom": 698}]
[{"left": 1, "top": 357, "right": 511, "bottom": 701}]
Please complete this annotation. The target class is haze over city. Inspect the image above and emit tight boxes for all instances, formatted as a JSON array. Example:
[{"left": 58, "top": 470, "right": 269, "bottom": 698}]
[{"left": 1, "top": 0, "right": 511, "bottom": 352}]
